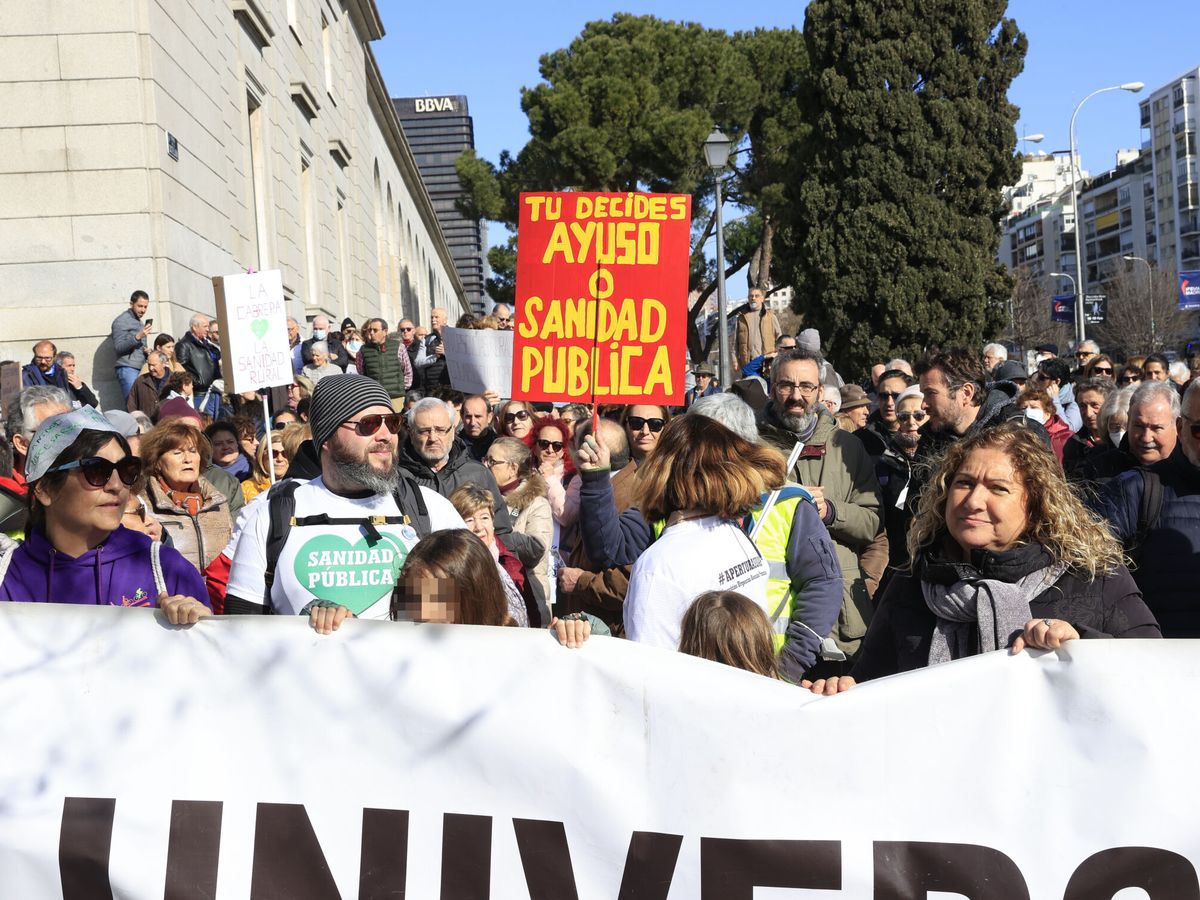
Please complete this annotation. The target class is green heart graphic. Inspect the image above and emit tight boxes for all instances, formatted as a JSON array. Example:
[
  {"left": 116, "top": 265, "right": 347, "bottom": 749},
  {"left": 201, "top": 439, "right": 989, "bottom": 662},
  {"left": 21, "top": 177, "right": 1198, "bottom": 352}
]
[
  {"left": 250, "top": 318, "right": 270, "bottom": 340},
  {"left": 293, "top": 532, "right": 409, "bottom": 614}
]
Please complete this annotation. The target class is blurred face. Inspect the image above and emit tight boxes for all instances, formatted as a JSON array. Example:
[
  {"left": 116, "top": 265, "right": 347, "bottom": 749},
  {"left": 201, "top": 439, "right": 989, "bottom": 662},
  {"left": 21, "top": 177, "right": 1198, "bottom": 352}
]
[
  {"left": 626, "top": 405, "right": 667, "bottom": 459},
  {"left": 209, "top": 323, "right": 219, "bottom": 343},
  {"left": 771, "top": 359, "right": 823, "bottom": 432},
  {"left": 695, "top": 373, "right": 713, "bottom": 391},
  {"left": 313, "top": 316, "right": 329, "bottom": 334},
  {"left": 536, "top": 425, "right": 566, "bottom": 464},
  {"left": 431, "top": 308, "right": 447, "bottom": 329},
  {"left": 1076, "top": 346, "right": 1098, "bottom": 367},
  {"left": 395, "top": 569, "right": 458, "bottom": 624},
  {"left": 132, "top": 297, "right": 150, "bottom": 318},
  {"left": 894, "top": 397, "right": 926, "bottom": 450},
  {"left": 209, "top": 430, "right": 240, "bottom": 466},
  {"left": 876, "top": 376, "right": 909, "bottom": 425},
  {"left": 747, "top": 288, "right": 764, "bottom": 311},
  {"left": 494, "top": 305, "right": 513, "bottom": 329},
  {"left": 148, "top": 354, "right": 166, "bottom": 378},
  {"left": 920, "top": 368, "right": 974, "bottom": 436},
  {"left": 192, "top": 317, "right": 210, "bottom": 341},
  {"left": 1181, "top": 395, "right": 1200, "bottom": 468},
  {"left": 482, "top": 449, "right": 518, "bottom": 485},
  {"left": 271, "top": 444, "right": 289, "bottom": 478},
  {"left": 1128, "top": 396, "right": 1177, "bottom": 465},
  {"left": 983, "top": 349, "right": 1004, "bottom": 370},
  {"left": 1077, "top": 389, "right": 1105, "bottom": 437},
  {"left": 58, "top": 356, "right": 75, "bottom": 376},
  {"left": 274, "top": 411, "right": 298, "bottom": 429},
  {"left": 162, "top": 340, "right": 175, "bottom": 359},
  {"left": 461, "top": 506, "right": 496, "bottom": 547},
  {"left": 411, "top": 406, "right": 453, "bottom": 465},
  {"left": 38, "top": 438, "right": 130, "bottom": 541},
  {"left": 33, "top": 344, "right": 55, "bottom": 372},
  {"left": 239, "top": 430, "right": 258, "bottom": 459},
  {"left": 157, "top": 441, "right": 202, "bottom": 490},
  {"left": 461, "top": 397, "right": 492, "bottom": 439},
  {"left": 503, "top": 403, "right": 533, "bottom": 438},
  {"left": 311, "top": 349, "right": 327, "bottom": 367},
  {"left": 286, "top": 320, "right": 299, "bottom": 342},
  {"left": 398, "top": 320, "right": 416, "bottom": 342},
  {"left": 946, "top": 448, "right": 1029, "bottom": 555},
  {"left": 1144, "top": 360, "right": 1168, "bottom": 381}
]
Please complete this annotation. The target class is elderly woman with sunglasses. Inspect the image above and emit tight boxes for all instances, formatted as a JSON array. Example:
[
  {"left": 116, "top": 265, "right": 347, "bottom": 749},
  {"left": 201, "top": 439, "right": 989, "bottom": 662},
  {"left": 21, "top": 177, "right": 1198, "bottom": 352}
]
[{"left": 0, "top": 408, "right": 210, "bottom": 623}]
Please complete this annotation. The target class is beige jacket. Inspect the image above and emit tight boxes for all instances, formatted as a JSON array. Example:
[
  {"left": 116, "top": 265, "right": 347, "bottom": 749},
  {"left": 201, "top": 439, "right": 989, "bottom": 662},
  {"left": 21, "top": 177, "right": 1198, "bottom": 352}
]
[
  {"left": 145, "top": 477, "right": 233, "bottom": 571},
  {"left": 506, "top": 473, "right": 553, "bottom": 603}
]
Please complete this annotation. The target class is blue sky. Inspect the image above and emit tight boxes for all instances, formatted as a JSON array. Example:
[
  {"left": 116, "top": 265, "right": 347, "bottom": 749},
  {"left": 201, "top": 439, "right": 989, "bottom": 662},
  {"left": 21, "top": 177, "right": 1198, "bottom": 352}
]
[{"left": 374, "top": 0, "right": 1197, "bottom": 242}]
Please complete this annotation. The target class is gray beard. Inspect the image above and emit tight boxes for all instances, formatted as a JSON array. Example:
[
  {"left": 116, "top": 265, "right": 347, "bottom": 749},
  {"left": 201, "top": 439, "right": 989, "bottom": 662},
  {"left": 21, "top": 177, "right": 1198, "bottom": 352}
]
[
  {"left": 778, "top": 409, "right": 817, "bottom": 434},
  {"left": 328, "top": 441, "right": 400, "bottom": 494}
]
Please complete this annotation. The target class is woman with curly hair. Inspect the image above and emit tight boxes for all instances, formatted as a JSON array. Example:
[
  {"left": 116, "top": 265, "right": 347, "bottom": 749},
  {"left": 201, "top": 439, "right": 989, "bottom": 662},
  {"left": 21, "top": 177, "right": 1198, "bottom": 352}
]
[{"left": 807, "top": 422, "right": 1160, "bottom": 694}]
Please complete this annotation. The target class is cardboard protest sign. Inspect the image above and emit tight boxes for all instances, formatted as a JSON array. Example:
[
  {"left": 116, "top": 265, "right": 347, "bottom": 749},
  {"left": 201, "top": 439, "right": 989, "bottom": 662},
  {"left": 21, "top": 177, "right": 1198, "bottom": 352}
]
[
  {"left": 513, "top": 192, "right": 691, "bottom": 405},
  {"left": 212, "top": 270, "right": 293, "bottom": 394},
  {"left": 442, "top": 326, "right": 513, "bottom": 396}
]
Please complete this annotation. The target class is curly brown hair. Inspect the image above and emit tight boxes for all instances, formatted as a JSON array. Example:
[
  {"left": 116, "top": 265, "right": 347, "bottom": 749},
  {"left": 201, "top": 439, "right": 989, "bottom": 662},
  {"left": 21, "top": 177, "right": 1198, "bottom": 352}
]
[{"left": 907, "top": 421, "right": 1124, "bottom": 578}]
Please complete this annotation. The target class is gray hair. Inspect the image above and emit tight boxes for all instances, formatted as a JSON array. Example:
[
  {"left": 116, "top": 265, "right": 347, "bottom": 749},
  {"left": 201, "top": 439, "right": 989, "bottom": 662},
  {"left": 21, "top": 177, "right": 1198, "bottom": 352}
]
[
  {"left": 1130, "top": 380, "right": 1181, "bottom": 418},
  {"left": 983, "top": 343, "right": 1008, "bottom": 362},
  {"left": 1098, "top": 384, "right": 1136, "bottom": 436},
  {"left": 151, "top": 351, "right": 170, "bottom": 366},
  {"left": 1184, "top": 377, "right": 1200, "bottom": 411},
  {"left": 54, "top": 351, "right": 75, "bottom": 365},
  {"left": 1078, "top": 339, "right": 1100, "bottom": 354},
  {"left": 309, "top": 341, "right": 330, "bottom": 357},
  {"left": 406, "top": 396, "right": 455, "bottom": 425},
  {"left": 1169, "top": 360, "right": 1189, "bottom": 382},
  {"left": 823, "top": 385, "right": 842, "bottom": 412},
  {"left": 688, "top": 393, "right": 758, "bottom": 443},
  {"left": 189, "top": 313, "right": 209, "bottom": 330},
  {"left": 885, "top": 358, "right": 913, "bottom": 375},
  {"left": 129, "top": 410, "right": 154, "bottom": 433},
  {"left": 770, "top": 346, "right": 824, "bottom": 384},
  {"left": 897, "top": 385, "right": 924, "bottom": 405},
  {"left": 6, "top": 386, "right": 71, "bottom": 442}
]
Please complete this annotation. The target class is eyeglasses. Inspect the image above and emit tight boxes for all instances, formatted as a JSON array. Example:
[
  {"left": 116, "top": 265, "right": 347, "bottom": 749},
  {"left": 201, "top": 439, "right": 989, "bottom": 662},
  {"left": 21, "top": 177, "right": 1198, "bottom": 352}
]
[
  {"left": 49, "top": 455, "right": 142, "bottom": 488},
  {"left": 338, "top": 413, "right": 403, "bottom": 436},
  {"left": 504, "top": 410, "right": 531, "bottom": 423},
  {"left": 399, "top": 326, "right": 414, "bottom": 332},
  {"left": 536, "top": 439, "right": 564, "bottom": 452},
  {"left": 271, "top": 447, "right": 288, "bottom": 458},
  {"left": 1092, "top": 366, "right": 1114, "bottom": 375},
  {"left": 497, "top": 317, "right": 512, "bottom": 325},
  {"left": 775, "top": 381, "right": 820, "bottom": 396},
  {"left": 482, "top": 455, "right": 510, "bottom": 469},
  {"left": 896, "top": 411, "right": 928, "bottom": 423},
  {"left": 1075, "top": 352, "right": 1092, "bottom": 359},
  {"left": 1117, "top": 376, "right": 1142, "bottom": 385},
  {"left": 413, "top": 425, "right": 453, "bottom": 438},
  {"left": 626, "top": 416, "right": 665, "bottom": 433}
]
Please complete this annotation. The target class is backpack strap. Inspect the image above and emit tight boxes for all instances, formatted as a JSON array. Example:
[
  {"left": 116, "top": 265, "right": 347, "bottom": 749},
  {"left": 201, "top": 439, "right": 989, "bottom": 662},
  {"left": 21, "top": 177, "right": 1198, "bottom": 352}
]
[
  {"left": 151, "top": 540, "right": 167, "bottom": 598},
  {"left": 1133, "top": 469, "right": 1164, "bottom": 560},
  {"left": 262, "top": 479, "right": 302, "bottom": 611},
  {"left": 394, "top": 478, "right": 431, "bottom": 538}
]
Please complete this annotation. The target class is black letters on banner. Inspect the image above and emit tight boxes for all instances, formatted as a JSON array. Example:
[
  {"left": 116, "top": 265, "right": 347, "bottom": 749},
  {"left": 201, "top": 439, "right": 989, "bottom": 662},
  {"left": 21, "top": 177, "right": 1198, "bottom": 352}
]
[
  {"left": 699, "top": 838, "right": 841, "bottom": 899},
  {"left": 1063, "top": 847, "right": 1200, "bottom": 899},
  {"left": 617, "top": 831, "right": 684, "bottom": 900},
  {"left": 873, "top": 841, "right": 1030, "bottom": 900},
  {"left": 359, "top": 808, "right": 409, "bottom": 899},
  {"left": 441, "top": 813, "right": 492, "bottom": 900},
  {"left": 165, "top": 800, "right": 223, "bottom": 900},
  {"left": 250, "top": 802, "right": 340, "bottom": 899},
  {"left": 59, "top": 796, "right": 116, "bottom": 900},
  {"left": 514, "top": 818, "right": 581, "bottom": 900}
]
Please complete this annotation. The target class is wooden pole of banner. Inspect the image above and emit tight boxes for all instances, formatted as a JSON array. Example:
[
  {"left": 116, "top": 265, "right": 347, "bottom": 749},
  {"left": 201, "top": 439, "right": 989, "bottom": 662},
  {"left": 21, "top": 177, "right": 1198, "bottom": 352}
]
[
  {"left": 590, "top": 256, "right": 602, "bottom": 438},
  {"left": 263, "top": 392, "right": 276, "bottom": 485}
]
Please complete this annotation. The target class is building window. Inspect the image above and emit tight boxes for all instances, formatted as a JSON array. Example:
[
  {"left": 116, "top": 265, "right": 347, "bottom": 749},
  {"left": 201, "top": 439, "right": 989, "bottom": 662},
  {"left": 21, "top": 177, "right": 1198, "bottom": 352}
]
[
  {"left": 246, "top": 91, "right": 270, "bottom": 269},
  {"left": 300, "top": 156, "right": 320, "bottom": 310},
  {"left": 322, "top": 15, "right": 333, "bottom": 95},
  {"left": 336, "top": 194, "right": 350, "bottom": 314}
]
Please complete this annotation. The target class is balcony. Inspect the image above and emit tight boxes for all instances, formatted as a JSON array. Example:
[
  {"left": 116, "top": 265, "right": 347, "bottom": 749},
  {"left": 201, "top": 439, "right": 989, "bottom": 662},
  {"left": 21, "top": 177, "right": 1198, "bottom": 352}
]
[{"left": 1181, "top": 214, "right": 1200, "bottom": 236}]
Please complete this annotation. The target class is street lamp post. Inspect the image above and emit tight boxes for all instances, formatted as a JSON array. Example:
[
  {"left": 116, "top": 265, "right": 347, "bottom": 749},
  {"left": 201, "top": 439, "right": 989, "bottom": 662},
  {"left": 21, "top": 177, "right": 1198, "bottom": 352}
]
[
  {"left": 704, "top": 127, "right": 733, "bottom": 388},
  {"left": 1069, "top": 82, "right": 1144, "bottom": 346},
  {"left": 1123, "top": 253, "right": 1155, "bottom": 351}
]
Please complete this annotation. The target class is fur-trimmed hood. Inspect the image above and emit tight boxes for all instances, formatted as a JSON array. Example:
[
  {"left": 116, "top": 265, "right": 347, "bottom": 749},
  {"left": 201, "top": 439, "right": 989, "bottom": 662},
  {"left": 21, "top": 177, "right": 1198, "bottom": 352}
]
[{"left": 504, "top": 472, "right": 548, "bottom": 512}]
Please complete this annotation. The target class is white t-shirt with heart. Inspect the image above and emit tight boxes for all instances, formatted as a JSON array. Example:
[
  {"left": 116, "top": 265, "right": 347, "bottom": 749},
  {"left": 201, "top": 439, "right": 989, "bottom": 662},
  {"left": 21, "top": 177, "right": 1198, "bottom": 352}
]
[{"left": 227, "top": 476, "right": 466, "bottom": 618}]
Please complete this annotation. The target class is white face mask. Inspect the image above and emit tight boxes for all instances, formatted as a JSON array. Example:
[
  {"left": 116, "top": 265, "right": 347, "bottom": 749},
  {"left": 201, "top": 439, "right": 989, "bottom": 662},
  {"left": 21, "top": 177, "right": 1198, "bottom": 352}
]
[
  {"left": 1109, "top": 430, "right": 1125, "bottom": 447},
  {"left": 312, "top": 328, "right": 327, "bottom": 341},
  {"left": 1023, "top": 407, "right": 1047, "bottom": 425}
]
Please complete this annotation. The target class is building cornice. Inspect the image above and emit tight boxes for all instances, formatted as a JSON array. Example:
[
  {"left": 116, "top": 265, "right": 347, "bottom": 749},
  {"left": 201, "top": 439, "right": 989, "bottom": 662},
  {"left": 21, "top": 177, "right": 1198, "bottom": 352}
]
[{"left": 344, "top": 0, "right": 385, "bottom": 43}]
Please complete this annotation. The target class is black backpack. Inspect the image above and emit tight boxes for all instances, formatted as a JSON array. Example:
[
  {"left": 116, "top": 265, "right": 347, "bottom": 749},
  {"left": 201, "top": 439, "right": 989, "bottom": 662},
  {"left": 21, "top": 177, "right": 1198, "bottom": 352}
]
[
  {"left": 1130, "top": 469, "right": 1164, "bottom": 564},
  {"left": 261, "top": 478, "right": 432, "bottom": 610}
]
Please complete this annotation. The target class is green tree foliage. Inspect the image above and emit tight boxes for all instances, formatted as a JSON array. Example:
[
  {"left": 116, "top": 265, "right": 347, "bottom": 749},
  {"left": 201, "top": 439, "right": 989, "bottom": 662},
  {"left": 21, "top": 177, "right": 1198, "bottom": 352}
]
[{"left": 782, "top": 0, "right": 1027, "bottom": 376}]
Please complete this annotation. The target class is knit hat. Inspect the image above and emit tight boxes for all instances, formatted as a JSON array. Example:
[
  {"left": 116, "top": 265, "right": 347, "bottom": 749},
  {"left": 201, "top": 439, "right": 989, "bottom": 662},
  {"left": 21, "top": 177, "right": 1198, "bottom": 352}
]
[
  {"left": 25, "top": 407, "right": 119, "bottom": 484},
  {"left": 341, "top": 317, "right": 356, "bottom": 331},
  {"left": 839, "top": 384, "right": 870, "bottom": 411},
  {"left": 156, "top": 397, "right": 202, "bottom": 424},
  {"left": 309, "top": 373, "right": 395, "bottom": 450},
  {"left": 797, "top": 328, "right": 822, "bottom": 354}
]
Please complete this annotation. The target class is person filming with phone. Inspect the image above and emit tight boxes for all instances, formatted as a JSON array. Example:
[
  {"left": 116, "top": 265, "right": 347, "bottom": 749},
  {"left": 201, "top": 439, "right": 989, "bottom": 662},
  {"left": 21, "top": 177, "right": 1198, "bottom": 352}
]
[{"left": 111, "top": 290, "right": 155, "bottom": 403}]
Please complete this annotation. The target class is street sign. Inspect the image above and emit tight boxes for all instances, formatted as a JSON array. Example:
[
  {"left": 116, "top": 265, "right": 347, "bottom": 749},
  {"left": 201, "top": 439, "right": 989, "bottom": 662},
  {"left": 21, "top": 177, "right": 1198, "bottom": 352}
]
[{"left": 1084, "top": 293, "right": 1107, "bottom": 325}]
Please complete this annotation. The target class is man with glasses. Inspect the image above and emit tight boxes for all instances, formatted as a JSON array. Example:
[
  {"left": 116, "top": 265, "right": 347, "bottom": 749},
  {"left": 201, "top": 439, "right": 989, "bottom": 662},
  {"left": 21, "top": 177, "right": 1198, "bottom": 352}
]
[
  {"left": 1117, "top": 364, "right": 1143, "bottom": 387},
  {"left": 398, "top": 397, "right": 544, "bottom": 566},
  {"left": 355, "top": 318, "right": 414, "bottom": 411},
  {"left": 857, "top": 369, "right": 917, "bottom": 571},
  {"left": 396, "top": 318, "right": 427, "bottom": 373},
  {"left": 492, "top": 303, "right": 514, "bottom": 330},
  {"left": 1098, "top": 379, "right": 1200, "bottom": 637},
  {"left": 226, "top": 374, "right": 465, "bottom": 619},
  {"left": 1073, "top": 339, "right": 1100, "bottom": 376},
  {"left": 21, "top": 341, "right": 71, "bottom": 390},
  {"left": 758, "top": 347, "right": 881, "bottom": 672}
]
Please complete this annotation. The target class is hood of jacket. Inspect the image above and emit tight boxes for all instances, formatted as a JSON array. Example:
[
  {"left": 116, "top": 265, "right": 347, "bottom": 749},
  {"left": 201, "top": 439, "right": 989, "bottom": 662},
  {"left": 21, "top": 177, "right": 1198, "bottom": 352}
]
[
  {"left": 506, "top": 472, "right": 548, "bottom": 511},
  {"left": 4, "top": 525, "right": 159, "bottom": 606}
]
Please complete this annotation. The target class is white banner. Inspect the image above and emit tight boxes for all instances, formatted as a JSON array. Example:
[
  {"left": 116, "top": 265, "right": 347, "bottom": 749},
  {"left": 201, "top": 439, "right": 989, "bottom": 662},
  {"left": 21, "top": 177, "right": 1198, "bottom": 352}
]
[
  {"left": 0, "top": 604, "right": 1196, "bottom": 898},
  {"left": 212, "top": 270, "right": 293, "bottom": 394},
  {"left": 442, "top": 326, "right": 513, "bottom": 396}
]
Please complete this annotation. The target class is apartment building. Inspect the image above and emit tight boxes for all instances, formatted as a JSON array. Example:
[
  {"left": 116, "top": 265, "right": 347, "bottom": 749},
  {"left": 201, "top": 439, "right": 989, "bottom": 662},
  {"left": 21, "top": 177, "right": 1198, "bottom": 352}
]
[{"left": 1139, "top": 67, "right": 1200, "bottom": 275}]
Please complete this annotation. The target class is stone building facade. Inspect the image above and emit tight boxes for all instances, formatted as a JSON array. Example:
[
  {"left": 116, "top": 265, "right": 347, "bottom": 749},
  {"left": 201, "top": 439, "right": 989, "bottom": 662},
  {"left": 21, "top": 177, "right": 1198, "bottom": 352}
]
[{"left": 0, "top": 0, "right": 465, "bottom": 405}]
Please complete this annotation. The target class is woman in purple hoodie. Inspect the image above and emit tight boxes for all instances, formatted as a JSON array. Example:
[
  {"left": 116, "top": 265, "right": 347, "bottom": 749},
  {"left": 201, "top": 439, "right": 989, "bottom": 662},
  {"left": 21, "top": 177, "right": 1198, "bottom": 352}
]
[{"left": 0, "top": 407, "right": 210, "bottom": 623}]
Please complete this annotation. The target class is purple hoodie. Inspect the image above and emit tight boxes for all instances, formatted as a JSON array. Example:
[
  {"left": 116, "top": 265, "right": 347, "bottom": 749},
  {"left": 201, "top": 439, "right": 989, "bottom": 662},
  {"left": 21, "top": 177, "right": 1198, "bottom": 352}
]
[{"left": 0, "top": 525, "right": 209, "bottom": 608}]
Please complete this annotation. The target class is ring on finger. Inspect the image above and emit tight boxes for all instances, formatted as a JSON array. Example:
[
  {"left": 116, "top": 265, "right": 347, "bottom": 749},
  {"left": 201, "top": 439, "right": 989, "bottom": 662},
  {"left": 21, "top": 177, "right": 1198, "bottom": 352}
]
[{"left": 1043, "top": 618, "right": 1053, "bottom": 627}]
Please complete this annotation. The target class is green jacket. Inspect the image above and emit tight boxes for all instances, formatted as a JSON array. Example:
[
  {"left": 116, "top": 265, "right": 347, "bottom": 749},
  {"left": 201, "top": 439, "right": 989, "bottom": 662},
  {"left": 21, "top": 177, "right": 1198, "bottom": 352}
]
[{"left": 758, "top": 405, "right": 882, "bottom": 659}]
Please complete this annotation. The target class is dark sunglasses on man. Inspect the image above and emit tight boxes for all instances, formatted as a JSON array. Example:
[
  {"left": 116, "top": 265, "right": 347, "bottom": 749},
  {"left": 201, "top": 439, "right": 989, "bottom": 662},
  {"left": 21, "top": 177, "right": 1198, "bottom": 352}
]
[
  {"left": 626, "top": 416, "right": 665, "bottom": 433},
  {"left": 48, "top": 455, "right": 143, "bottom": 488},
  {"left": 338, "top": 413, "right": 403, "bottom": 437}
]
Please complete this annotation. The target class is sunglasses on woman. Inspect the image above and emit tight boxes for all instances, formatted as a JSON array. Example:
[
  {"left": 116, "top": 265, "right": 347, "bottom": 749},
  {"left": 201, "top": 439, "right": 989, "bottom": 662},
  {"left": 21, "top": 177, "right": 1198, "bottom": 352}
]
[
  {"left": 504, "top": 409, "right": 531, "bottom": 423},
  {"left": 1092, "top": 366, "right": 1113, "bottom": 375},
  {"left": 896, "top": 411, "right": 928, "bottom": 423},
  {"left": 338, "top": 413, "right": 403, "bottom": 436},
  {"left": 536, "top": 439, "right": 564, "bottom": 452},
  {"left": 1117, "top": 375, "right": 1141, "bottom": 386},
  {"left": 49, "top": 456, "right": 143, "bottom": 488},
  {"left": 626, "top": 416, "right": 665, "bottom": 433}
]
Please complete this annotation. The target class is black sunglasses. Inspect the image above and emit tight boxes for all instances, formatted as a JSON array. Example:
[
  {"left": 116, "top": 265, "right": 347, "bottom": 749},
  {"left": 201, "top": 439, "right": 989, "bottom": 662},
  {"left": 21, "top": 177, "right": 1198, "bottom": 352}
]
[
  {"left": 504, "top": 410, "right": 531, "bottom": 423},
  {"left": 896, "top": 411, "right": 928, "bottom": 423},
  {"left": 338, "top": 413, "right": 403, "bottom": 436},
  {"left": 877, "top": 391, "right": 903, "bottom": 401},
  {"left": 1117, "top": 376, "right": 1142, "bottom": 385},
  {"left": 536, "top": 439, "right": 564, "bottom": 452},
  {"left": 49, "top": 455, "right": 142, "bottom": 488},
  {"left": 627, "top": 416, "right": 665, "bottom": 433},
  {"left": 1092, "top": 366, "right": 1113, "bottom": 375}
]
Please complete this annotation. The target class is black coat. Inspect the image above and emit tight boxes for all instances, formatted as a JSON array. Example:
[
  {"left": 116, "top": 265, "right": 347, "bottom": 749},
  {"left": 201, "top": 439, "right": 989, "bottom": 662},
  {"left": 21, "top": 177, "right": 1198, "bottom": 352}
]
[
  {"left": 852, "top": 542, "right": 1161, "bottom": 682},
  {"left": 176, "top": 332, "right": 221, "bottom": 391},
  {"left": 301, "top": 333, "right": 349, "bottom": 370}
]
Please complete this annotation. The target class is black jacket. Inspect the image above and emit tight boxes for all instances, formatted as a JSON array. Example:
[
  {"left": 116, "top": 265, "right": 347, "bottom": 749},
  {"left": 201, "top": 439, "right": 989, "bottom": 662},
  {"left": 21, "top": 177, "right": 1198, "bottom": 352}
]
[
  {"left": 852, "top": 542, "right": 1161, "bottom": 682},
  {"left": 301, "top": 333, "right": 349, "bottom": 370},
  {"left": 176, "top": 332, "right": 221, "bottom": 391}
]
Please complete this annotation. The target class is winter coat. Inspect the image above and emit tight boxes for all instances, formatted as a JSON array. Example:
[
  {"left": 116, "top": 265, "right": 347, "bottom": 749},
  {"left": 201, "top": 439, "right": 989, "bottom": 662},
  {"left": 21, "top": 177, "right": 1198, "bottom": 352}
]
[
  {"left": 1045, "top": 413, "right": 1073, "bottom": 464},
  {"left": 1096, "top": 448, "right": 1200, "bottom": 637},
  {"left": 416, "top": 333, "right": 448, "bottom": 393},
  {"left": 758, "top": 404, "right": 882, "bottom": 658},
  {"left": 734, "top": 308, "right": 781, "bottom": 369},
  {"left": 175, "top": 332, "right": 221, "bottom": 391},
  {"left": 1063, "top": 430, "right": 1104, "bottom": 481},
  {"left": 504, "top": 472, "right": 553, "bottom": 604},
  {"left": 127, "top": 371, "right": 168, "bottom": 418},
  {"left": 110, "top": 308, "right": 149, "bottom": 371},
  {"left": 144, "top": 477, "right": 232, "bottom": 570},
  {"left": 356, "top": 339, "right": 412, "bottom": 398},
  {"left": 21, "top": 362, "right": 70, "bottom": 391},
  {"left": 852, "top": 542, "right": 1161, "bottom": 682},
  {"left": 396, "top": 437, "right": 544, "bottom": 567},
  {"left": 0, "top": 525, "right": 209, "bottom": 607},
  {"left": 301, "top": 332, "right": 349, "bottom": 370}
]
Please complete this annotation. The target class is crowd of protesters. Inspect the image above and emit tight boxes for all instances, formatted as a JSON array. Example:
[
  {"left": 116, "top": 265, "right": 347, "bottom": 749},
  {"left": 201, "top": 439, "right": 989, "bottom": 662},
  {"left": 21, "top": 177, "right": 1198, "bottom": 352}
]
[{"left": 3, "top": 287, "right": 1199, "bottom": 688}]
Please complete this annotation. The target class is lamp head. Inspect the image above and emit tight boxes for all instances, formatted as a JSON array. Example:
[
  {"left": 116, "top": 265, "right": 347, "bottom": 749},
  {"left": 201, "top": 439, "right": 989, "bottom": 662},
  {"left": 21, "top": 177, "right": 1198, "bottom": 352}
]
[
  {"left": 1120, "top": 82, "right": 1145, "bottom": 93},
  {"left": 703, "top": 128, "right": 731, "bottom": 172}
]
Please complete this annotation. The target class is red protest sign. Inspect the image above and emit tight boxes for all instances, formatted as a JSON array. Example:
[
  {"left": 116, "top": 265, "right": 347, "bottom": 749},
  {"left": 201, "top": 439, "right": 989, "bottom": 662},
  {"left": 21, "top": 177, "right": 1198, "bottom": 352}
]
[{"left": 512, "top": 191, "right": 692, "bottom": 405}]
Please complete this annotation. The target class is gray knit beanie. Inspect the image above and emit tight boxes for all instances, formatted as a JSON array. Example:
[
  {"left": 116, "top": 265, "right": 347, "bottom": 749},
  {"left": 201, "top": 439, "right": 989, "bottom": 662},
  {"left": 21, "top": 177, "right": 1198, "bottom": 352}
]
[{"left": 308, "top": 373, "right": 395, "bottom": 450}]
